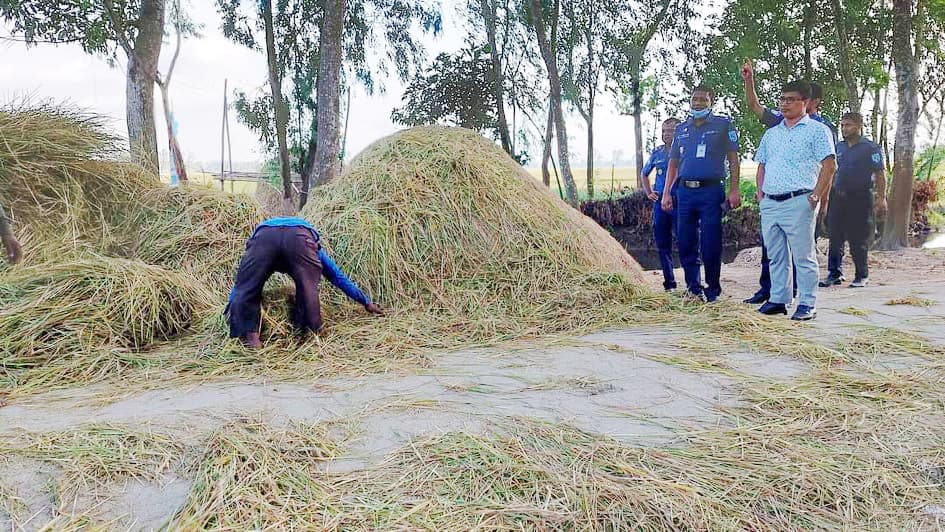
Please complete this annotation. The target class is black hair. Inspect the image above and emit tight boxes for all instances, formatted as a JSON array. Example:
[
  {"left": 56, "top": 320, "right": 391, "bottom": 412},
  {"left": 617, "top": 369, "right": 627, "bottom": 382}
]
[
  {"left": 841, "top": 111, "right": 864, "bottom": 124},
  {"left": 691, "top": 85, "right": 715, "bottom": 101},
  {"left": 781, "top": 80, "right": 811, "bottom": 100},
  {"left": 808, "top": 82, "right": 824, "bottom": 100}
]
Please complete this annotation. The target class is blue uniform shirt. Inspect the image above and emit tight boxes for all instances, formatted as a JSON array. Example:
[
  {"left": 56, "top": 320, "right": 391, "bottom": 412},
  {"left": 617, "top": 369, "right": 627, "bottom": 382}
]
[
  {"left": 762, "top": 107, "right": 837, "bottom": 145},
  {"left": 669, "top": 113, "right": 739, "bottom": 181},
  {"left": 642, "top": 145, "right": 672, "bottom": 194},
  {"left": 835, "top": 138, "right": 883, "bottom": 192},
  {"left": 231, "top": 217, "right": 372, "bottom": 306}
]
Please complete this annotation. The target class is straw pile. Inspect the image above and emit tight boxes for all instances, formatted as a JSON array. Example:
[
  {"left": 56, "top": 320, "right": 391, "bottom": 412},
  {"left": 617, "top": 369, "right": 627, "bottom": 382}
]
[
  {"left": 160, "top": 362, "right": 945, "bottom": 529},
  {"left": 300, "top": 125, "right": 644, "bottom": 320},
  {"left": 1, "top": 109, "right": 657, "bottom": 396},
  {"left": 0, "top": 258, "right": 212, "bottom": 369},
  {"left": 173, "top": 126, "right": 656, "bottom": 389},
  {"left": 0, "top": 105, "right": 263, "bottom": 389}
]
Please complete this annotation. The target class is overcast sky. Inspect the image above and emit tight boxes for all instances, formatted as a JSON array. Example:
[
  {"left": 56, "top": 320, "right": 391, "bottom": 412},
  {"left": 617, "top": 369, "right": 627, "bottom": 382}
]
[{"left": 0, "top": 1, "right": 652, "bottom": 172}]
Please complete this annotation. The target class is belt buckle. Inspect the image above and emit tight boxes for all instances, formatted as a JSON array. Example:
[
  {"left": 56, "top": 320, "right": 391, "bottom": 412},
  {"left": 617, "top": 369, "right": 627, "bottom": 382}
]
[{"left": 684, "top": 180, "right": 699, "bottom": 189}]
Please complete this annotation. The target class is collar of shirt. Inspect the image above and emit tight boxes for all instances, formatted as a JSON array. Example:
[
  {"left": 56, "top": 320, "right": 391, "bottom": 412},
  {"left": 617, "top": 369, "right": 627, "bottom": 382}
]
[
  {"left": 842, "top": 137, "right": 864, "bottom": 148},
  {"left": 776, "top": 113, "right": 814, "bottom": 130},
  {"left": 685, "top": 112, "right": 720, "bottom": 127}
]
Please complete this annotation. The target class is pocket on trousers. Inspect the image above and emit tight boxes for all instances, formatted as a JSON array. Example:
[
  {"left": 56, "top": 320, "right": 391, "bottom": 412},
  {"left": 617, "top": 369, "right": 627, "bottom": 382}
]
[
  {"left": 296, "top": 233, "right": 321, "bottom": 253},
  {"left": 759, "top": 197, "right": 772, "bottom": 213}
]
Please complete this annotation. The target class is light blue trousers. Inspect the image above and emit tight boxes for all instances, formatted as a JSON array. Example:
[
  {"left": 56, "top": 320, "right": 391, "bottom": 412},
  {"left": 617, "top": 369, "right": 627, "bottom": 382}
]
[{"left": 760, "top": 194, "right": 819, "bottom": 307}]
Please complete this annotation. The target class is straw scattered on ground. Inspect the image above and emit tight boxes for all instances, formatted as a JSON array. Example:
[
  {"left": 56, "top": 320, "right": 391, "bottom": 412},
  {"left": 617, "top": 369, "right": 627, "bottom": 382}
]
[
  {"left": 839, "top": 305, "right": 871, "bottom": 316},
  {"left": 4, "top": 324, "right": 944, "bottom": 530},
  {"left": 886, "top": 295, "right": 937, "bottom": 307}
]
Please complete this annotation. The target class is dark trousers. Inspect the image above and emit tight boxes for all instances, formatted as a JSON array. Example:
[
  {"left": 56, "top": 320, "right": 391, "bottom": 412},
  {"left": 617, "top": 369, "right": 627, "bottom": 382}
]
[
  {"left": 653, "top": 193, "right": 677, "bottom": 289},
  {"left": 228, "top": 226, "right": 324, "bottom": 338},
  {"left": 677, "top": 183, "right": 723, "bottom": 297},
  {"left": 827, "top": 189, "right": 872, "bottom": 279},
  {"left": 757, "top": 235, "right": 797, "bottom": 297}
]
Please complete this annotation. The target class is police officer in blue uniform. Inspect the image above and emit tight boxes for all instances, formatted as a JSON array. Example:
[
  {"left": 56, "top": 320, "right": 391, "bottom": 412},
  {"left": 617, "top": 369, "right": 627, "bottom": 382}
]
[
  {"left": 820, "top": 112, "right": 887, "bottom": 288},
  {"left": 662, "top": 86, "right": 741, "bottom": 302},
  {"left": 642, "top": 117, "right": 682, "bottom": 290},
  {"left": 741, "top": 60, "right": 836, "bottom": 303}
]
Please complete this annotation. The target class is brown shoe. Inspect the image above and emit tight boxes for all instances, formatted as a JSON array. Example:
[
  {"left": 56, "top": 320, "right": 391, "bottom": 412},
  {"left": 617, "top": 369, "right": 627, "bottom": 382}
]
[{"left": 241, "top": 331, "right": 263, "bottom": 349}]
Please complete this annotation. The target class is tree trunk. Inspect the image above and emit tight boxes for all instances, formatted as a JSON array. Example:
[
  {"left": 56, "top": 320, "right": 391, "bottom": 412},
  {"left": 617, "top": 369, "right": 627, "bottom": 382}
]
[
  {"left": 542, "top": 101, "right": 553, "bottom": 187},
  {"left": 830, "top": 0, "right": 861, "bottom": 112},
  {"left": 529, "top": 0, "right": 577, "bottom": 207},
  {"left": 540, "top": 0, "right": 559, "bottom": 189},
  {"left": 304, "top": 0, "right": 346, "bottom": 207},
  {"left": 631, "top": 73, "right": 645, "bottom": 190},
  {"left": 926, "top": 99, "right": 944, "bottom": 182},
  {"left": 124, "top": 0, "right": 164, "bottom": 173},
  {"left": 586, "top": 98, "right": 594, "bottom": 199},
  {"left": 157, "top": 17, "right": 187, "bottom": 182},
  {"left": 481, "top": 0, "right": 512, "bottom": 155},
  {"left": 300, "top": 136, "right": 318, "bottom": 187},
  {"left": 802, "top": 1, "right": 814, "bottom": 79},
  {"left": 870, "top": 85, "right": 881, "bottom": 140},
  {"left": 880, "top": 0, "right": 920, "bottom": 249},
  {"left": 881, "top": 84, "right": 892, "bottom": 170},
  {"left": 159, "top": 84, "right": 187, "bottom": 182},
  {"left": 583, "top": 8, "right": 595, "bottom": 200},
  {"left": 262, "top": 0, "right": 293, "bottom": 202}
]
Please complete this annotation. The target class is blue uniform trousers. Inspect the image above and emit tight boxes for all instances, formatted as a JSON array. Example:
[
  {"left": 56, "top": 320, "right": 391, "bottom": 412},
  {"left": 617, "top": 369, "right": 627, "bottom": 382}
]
[
  {"left": 653, "top": 193, "right": 677, "bottom": 289},
  {"left": 676, "top": 183, "right": 723, "bottom": 298}
]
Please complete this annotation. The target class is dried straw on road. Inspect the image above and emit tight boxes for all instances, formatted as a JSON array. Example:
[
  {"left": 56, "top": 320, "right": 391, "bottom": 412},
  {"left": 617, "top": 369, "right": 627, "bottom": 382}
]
[{"left": 160, "top": 363, "right": 944, "bottom": 530}]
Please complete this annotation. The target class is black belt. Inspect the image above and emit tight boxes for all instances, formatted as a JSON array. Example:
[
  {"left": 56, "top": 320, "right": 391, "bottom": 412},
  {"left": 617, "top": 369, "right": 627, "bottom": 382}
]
[
  {"left": 680, "top": 179, "right": 722, "bottom": 188},
  {"left": 766, "top": 189, "right": 812, "bottom": 202}
]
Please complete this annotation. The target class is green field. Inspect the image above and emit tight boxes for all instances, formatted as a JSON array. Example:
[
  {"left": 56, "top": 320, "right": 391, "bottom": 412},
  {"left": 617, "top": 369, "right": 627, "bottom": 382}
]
[
  {"left": 171, "top": 159, "right": 944, "bottom": 205},
  {"left": 526, "top": 163, "right": 761, "bottom": 201},
  {"left": 159, "top": 171, "right": 261, "bottom": 195}
]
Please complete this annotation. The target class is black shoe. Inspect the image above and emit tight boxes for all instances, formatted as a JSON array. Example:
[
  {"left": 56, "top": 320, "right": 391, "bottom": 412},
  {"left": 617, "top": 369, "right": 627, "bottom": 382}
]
[
  {"left": 818, "top": 275, "right": 844, "bottom": 287},
  {"left": 791, "top": 305, "right": 816, "bottom": 321},
  {"left": 849, "top": 277, "right": 868, "bottom": 288},
  {"left": 706, "top": 293, "right": 720, "bottom": 303},
  {"left": 663, "top": 282, "right": 677, "bottom": 292},
  {"left": 743, "top": 292, "right": 769, "bottom": 304},
  {"left": 758, "top": 302, "right": 788, "bottom": 315}
]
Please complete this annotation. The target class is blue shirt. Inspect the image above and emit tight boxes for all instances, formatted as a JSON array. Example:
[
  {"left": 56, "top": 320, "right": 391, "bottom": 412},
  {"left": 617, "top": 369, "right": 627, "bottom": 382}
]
[
  {"left": 754, "top": 114, "right": 836, "bottom": 195},
  {"left": 835, "top": 137, "right": 883, "bottom": 192},
  {"left": 642, "top": 145, "right": 672, "bottom": 194},
  {"left": 669, "top": 113, "right": 739, "bottom": 181},
  {"left": 232, "top": 217, "right": 372, "bottom": 306},
  {"left": 762, "top": 107, "right": 837, "bottom": 145}
]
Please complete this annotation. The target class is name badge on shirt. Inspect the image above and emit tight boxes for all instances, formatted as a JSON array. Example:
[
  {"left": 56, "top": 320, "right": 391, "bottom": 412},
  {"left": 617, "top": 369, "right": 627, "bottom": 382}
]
[{"left": 696, "top": 144, "right": 706, "bottom": 158}]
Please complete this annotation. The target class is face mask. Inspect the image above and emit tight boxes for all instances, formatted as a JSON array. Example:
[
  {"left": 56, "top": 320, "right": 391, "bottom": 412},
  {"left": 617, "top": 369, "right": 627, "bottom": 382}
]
[{"left": 689, "top": 108, "right": 711, "bottom": 119}]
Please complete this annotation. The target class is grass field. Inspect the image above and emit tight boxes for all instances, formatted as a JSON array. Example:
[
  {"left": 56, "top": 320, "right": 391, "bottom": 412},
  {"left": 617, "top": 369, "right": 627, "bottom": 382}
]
[
  {"left": 174, "top": 159, "right": 944, "bottom": 205},
  {"left": 526, "top": 163, "right": 762, "bottom": 201},
  {"left": 159, "top": 171, "right": 261, "bottom": 195}
]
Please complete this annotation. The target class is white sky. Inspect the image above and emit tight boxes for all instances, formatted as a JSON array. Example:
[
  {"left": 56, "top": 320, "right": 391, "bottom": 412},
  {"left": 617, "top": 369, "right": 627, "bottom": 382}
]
[{"left": 0, "top": 0, "right": 643, "bottom": 173}]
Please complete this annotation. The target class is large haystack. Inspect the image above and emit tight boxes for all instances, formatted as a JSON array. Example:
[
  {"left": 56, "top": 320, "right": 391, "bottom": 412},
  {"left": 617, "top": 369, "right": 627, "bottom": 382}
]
[
  {"left": 0, "top": 105, "right": 263, "bottom": 287},
  {"left": 0, "top": 105, "right": 262, "bottom": 370},
  {"left": 301, "top": 126, "right": 644, "bottom": 317},
  {"left": 1, "top": 111, "right": 659, "bottom": 395}
]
